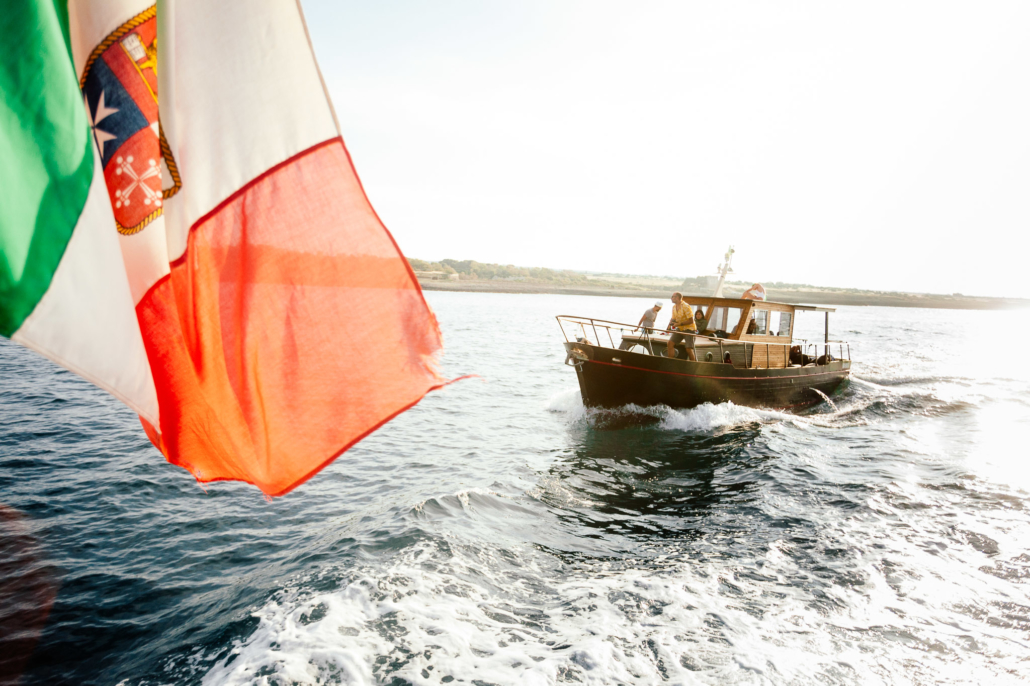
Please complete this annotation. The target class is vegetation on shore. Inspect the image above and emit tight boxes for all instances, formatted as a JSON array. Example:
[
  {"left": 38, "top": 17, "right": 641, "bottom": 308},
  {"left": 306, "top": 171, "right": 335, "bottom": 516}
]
[
  {"left": 408, "top": 258, "right": 614, "bottom": 286},
  {"left": 409, "top": 258, "right": 1027, "bottom": 310},
  {"left": 409, "top": 257, "right": 916, "bottom": 296}
]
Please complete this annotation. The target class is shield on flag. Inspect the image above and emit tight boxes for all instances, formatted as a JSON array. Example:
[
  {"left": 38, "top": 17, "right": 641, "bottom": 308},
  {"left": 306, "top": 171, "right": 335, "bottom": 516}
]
[{"left": 80, "top": 6, "right": 181, "bottom": 235}]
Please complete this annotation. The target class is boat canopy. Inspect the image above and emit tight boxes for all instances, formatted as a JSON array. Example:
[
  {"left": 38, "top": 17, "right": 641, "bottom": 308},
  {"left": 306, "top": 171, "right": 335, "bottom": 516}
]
[
  {"left": 680, "top": 296, "right": 834, "bottom": 312},
  {"left": 675, "top": 296, "right": 836, "bottom": 344}
]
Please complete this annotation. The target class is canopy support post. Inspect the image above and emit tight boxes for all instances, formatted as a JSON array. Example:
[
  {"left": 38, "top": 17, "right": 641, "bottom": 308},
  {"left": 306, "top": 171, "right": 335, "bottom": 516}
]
[{"left": 824, "top": 311, "right": 829, "bottom": 355}]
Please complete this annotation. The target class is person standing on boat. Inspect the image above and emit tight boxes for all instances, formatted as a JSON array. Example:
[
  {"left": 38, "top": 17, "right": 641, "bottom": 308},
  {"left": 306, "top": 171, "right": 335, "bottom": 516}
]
[
  {"left": 666, "top": 292, "right": 698, "bottom": 361},
  {"left": 742, "top": 283, "right": 766, "bottom": 301},
  {"left": 636, "top": 302, "right": 662, "bottom": 333}
]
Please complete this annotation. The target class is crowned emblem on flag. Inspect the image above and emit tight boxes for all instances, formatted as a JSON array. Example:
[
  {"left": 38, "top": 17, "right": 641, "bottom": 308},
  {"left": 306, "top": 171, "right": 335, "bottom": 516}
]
[{"left": 80, "top": 6, "right": 181, "bottom": 236}]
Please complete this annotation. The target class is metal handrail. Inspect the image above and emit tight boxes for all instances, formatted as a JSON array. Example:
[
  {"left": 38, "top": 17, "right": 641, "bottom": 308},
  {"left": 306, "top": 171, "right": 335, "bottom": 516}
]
[
  {"left": 557, "top": 315, "right": 851, "bottom": 363},
  {"left": 794, "top": 338, "right": 852, "bottom": 363},
  {"left": 556, "top": 315, "right": 729, "bottom": 346}
]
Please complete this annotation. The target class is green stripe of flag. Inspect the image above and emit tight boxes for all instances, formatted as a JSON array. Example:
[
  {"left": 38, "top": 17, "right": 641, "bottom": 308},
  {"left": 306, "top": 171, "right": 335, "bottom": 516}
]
[{"left": 0, "top": 0, "right": 93, "bottom": 337}]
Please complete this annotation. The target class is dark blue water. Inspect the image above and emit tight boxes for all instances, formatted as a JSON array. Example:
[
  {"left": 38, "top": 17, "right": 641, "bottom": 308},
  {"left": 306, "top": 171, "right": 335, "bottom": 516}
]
[{"left": 1, "top": 292, "right": 1028, "bottom": 685}]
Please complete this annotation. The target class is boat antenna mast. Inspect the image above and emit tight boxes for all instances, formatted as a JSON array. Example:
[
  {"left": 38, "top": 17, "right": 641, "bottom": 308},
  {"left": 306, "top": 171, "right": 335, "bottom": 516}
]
[{"left": 712, "top": 246, "right": 735, "bottom": 297}]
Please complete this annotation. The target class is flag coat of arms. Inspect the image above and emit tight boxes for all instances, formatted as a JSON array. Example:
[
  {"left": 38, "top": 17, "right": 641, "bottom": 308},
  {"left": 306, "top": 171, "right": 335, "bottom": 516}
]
[{"left": 0, "top": 0, "right": 445, "bottom": 495}]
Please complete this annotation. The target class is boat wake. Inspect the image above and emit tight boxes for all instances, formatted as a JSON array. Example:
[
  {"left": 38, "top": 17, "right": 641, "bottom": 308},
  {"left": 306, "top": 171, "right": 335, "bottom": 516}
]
[
  {"left": 546, "top": 374, "right": 978, "bottom": 434},
  {"left": 548, "top": 388, "right": 805, "bottom": 432},
  {"left": 198, "top": 512, "right": 1027, "bottom": 686}
]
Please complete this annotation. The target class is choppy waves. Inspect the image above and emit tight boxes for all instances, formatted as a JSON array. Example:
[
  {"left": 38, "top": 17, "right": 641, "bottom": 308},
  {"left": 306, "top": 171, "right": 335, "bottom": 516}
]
[
  {"left": 199, "top": 476, "right": 1030, "bottom": 685},
  {"left": 195, "top": 371, "right": 1030, "bottom": 685},
  {"left": 5, "top": 298, "right": 1030, "bottom": 685}
]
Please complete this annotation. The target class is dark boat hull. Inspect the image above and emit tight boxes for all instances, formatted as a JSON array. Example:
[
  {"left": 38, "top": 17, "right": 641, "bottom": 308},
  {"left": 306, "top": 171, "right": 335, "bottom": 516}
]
[{"left": 565, "top": 342, "right": 850, "bottom": 410}]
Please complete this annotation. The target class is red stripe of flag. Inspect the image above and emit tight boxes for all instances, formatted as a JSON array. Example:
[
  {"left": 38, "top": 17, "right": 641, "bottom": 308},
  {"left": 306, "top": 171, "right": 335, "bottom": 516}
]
[{"left": 137, "top": 139, "right": 445, "bottom": 496}]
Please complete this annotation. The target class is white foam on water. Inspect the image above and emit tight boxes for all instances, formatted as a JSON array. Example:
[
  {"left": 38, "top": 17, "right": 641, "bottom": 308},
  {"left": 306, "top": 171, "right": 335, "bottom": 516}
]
[
  {"left": 850, "top": 375, "right": 896, "bottom": 393},
  {"left": 657, "top": 401, "right": 793, "bottom": 432},
  {"left": 200, "top": 526, "right": 1027, "bottom": 686},
  {"left": 544, "top": 387, "right": 586, "bottom": 420},
  {"left": 201, "top": 540, "right": 808, "bottom": 686},
  {"left": 544, "top": 379, "right": 966, "bottom": 435},
  {"left": 547, "top": 388, "right": 803, "bottom": 434},
  {"left": 412, "top": 487, "right": 505, "bottom": 517}
]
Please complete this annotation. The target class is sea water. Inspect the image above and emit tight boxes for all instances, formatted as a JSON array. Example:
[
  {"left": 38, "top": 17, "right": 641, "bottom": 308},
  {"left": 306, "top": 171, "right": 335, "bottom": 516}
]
[{"left": 1, "top": 292, "right": 1028, "bottom": 685}]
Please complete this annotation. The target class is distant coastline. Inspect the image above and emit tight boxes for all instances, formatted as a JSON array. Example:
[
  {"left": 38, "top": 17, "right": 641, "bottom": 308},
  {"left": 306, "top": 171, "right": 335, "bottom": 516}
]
[
  {"left": 417, "top": 279, "right": 1027, "bottom": 310},
  {"left": 411, "top": 259, "right": 1028, "bottom": 311}
]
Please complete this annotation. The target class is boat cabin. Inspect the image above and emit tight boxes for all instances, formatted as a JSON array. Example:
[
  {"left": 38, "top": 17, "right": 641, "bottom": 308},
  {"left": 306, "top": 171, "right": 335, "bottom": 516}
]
[{"left": 615, "top": 296, "right": 840, "bottom": 369}]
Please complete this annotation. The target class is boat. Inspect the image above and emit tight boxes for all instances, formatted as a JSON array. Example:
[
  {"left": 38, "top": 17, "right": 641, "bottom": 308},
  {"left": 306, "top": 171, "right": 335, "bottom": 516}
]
[{"left": 558, "top": 294, "right": 851, "bottom": 411}]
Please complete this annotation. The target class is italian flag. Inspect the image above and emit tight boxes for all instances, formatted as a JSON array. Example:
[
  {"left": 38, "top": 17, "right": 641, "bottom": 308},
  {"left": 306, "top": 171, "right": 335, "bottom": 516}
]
[{"left": 0, "top": 0, "right": 445, "bottom": 496}]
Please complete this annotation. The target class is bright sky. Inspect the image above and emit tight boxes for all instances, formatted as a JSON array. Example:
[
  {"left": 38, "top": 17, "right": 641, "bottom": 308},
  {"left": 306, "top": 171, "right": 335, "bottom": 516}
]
[{"left": 303, "top": 1, "right": 1030, "bottom": 297}]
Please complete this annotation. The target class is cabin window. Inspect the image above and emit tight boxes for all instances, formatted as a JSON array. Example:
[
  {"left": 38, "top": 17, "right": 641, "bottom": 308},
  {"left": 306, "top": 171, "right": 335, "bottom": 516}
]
[
  {"left": 774, "top": 311, "right": 792, "bottom": 337},
  {"left": 753, "top": 309, "right": 769, "bottom": 335},
  {"left": 708, "top": 306, "right": 743, "bottom": 335}
]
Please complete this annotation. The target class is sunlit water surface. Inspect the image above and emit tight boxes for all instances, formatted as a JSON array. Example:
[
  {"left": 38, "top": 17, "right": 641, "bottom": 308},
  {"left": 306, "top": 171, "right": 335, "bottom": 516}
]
[{"left": 1, "top": 292, "right": 1028, "bottom": 685}]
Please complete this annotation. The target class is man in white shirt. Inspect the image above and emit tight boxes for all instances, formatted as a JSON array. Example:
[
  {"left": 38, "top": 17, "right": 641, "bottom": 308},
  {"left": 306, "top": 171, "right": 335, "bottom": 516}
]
[{"left": 637, "top": 302, "right": 662, "bottom": 333}]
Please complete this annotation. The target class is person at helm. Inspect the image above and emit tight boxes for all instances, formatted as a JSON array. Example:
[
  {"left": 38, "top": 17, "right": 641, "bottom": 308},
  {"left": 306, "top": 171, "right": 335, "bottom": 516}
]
[{"left": 666, "top": 292, "right": 698, "bottom": 361}]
